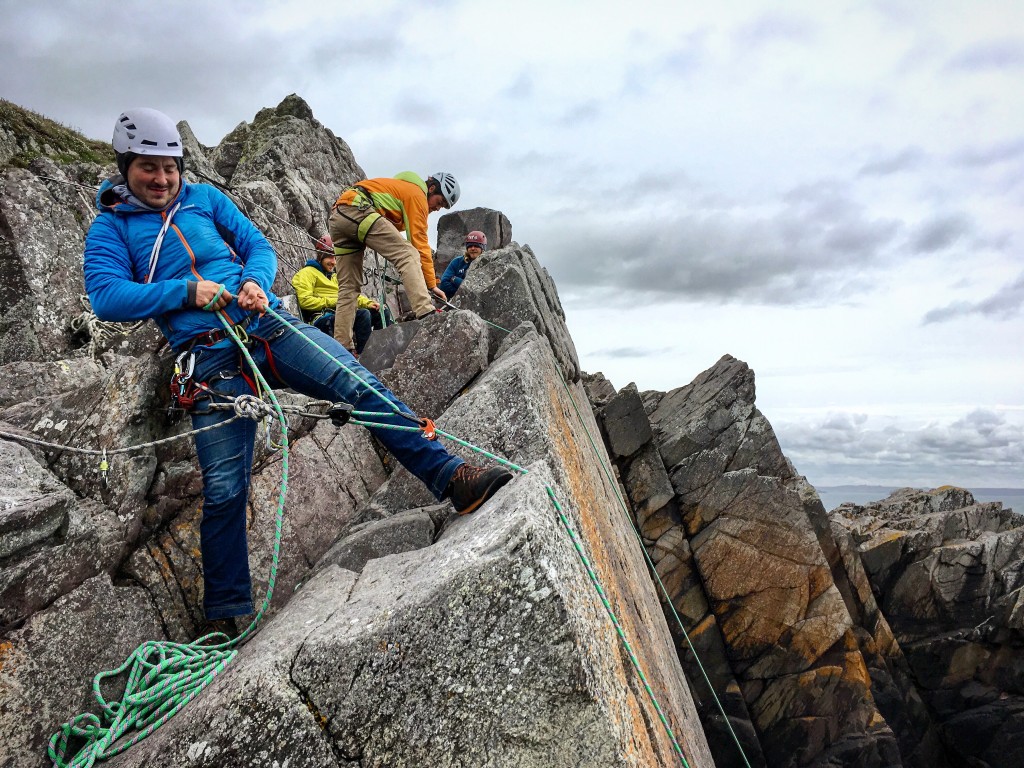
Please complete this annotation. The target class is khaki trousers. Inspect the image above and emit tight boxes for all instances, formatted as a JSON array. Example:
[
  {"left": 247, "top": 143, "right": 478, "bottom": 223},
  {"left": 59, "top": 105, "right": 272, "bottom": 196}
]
[{"left": 327, "top": 204, "right": 434, "bottom": 351}]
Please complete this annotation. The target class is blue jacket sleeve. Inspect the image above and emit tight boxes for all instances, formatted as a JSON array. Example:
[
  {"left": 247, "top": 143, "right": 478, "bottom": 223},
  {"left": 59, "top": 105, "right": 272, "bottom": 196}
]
[
  {"left": 83, "top": 214, "right": 191, "bottom": 322},
  {"left": 209, "top": 188, "right": 277, "bottom": 290},
  {"left": 440, "top": 257, "right": 463, "bottom": 285}
]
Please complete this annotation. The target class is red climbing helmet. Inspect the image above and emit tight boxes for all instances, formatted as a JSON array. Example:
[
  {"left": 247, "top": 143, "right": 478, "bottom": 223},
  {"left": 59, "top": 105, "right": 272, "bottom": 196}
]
[
  {"left": 316, "top": 235, "right": 333, "bottom": 253},
  {"left": 464, "top": 231, "right": 487, "bottom": 248}
]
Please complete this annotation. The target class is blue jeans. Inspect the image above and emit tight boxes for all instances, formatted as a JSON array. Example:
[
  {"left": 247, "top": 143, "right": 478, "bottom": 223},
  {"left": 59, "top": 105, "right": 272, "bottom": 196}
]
[
  {"left": 188, "top": 309, "right": 463, "bottom": 619},
  {"left": 352, "top": 308, "right": 372, "bottom": 354}
]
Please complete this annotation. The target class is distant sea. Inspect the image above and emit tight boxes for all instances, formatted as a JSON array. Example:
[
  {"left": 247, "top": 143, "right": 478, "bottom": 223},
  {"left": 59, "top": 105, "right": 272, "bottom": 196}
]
[{"left": 817, "top": 486, "right": 1024, "bottom": 514}]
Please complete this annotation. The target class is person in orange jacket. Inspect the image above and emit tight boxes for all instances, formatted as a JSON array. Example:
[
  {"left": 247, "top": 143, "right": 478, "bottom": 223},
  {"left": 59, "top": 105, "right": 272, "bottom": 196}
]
[{"left": 327, "top": 172, "right": 459, "bottom": 353}]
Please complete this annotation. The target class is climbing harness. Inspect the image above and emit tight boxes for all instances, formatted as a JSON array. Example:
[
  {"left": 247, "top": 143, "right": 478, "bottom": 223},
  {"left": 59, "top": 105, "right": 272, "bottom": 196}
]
[{"left": 328, "top": 185, "right": 384, "bottom": 256}]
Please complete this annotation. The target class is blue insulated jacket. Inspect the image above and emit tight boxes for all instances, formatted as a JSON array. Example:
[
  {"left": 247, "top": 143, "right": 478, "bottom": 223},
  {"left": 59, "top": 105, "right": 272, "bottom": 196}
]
[
  {"left": 83, "top": 177, "right": 281, "bottom": 350},
  {"left": 439, "top": 254, "right": 472, "bottom": 298}
]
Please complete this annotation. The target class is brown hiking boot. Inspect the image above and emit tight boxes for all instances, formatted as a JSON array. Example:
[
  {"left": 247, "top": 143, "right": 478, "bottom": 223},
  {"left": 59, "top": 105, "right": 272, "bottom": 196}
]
[{"left": 446, "top": 464, "right": 513, "bottom": 515}]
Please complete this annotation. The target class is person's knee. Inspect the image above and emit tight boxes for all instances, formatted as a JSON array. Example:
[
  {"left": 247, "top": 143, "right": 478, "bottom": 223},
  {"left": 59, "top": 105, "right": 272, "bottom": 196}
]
[{"left": 202, "top": 453, "right": 250, "bottom": 506}]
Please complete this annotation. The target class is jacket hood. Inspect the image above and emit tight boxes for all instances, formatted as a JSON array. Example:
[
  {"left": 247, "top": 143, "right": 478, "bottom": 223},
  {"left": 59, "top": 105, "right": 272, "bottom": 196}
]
[
  {"left": 304, "top": 257, "right": 332, "bottom": 275},
  {"left": 393, "top": 171, "right": 427, "bottom": 195}
]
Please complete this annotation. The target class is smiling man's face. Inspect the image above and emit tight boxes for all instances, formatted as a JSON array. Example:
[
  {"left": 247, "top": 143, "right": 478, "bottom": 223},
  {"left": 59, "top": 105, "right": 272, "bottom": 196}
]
[{"left": 126, "top": 155, "right": 180, "bottom": 208}]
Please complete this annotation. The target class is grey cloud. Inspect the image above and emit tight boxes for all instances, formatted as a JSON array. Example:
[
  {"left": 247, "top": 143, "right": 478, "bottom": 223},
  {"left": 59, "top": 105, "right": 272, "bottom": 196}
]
[
  {"left": 358, "top": 133, "right": 500, "bottom": 181},
  {"left": 623, "top": 29, "right": 709, "bottom": 96},
  {"left": 588, "top": 346, "right": 675, "bottom": 360},
  {"left": 533, "top": 186, "right": 904, "bottom": 306},
  {"left": 394, "top": 98, "right": 442, "bottom": 127},
  {"left": 501, "top": 72, "right": 535, "bottom": 99},
  {"left": 776, "top": 409, "right": 1024, "bottom": 488},
  {"left": 953, "top": 137, "right": 1024, "bottom": 167},
  {"left": 0, "top": 3, "right": 407, "bottom": 143},
  {"left": 500, "top": 150, "right": 563, "bottom": 169},
  {"left": 559, "top": 100, "right": 603, "bottom": 126},
  {"left": 617, "top": 171, "right": 700, "bottom": 198},
  {"left": 734, "top": 12, "right": 815, "bottom": 48},
  {"left": 947, "top": 38, "right": 1024, "bottom": 70},
  {"left": 858, "top": 147, "right": 926, "bottom": 176},
  {"left": 923, "top": 271, "right": 1024, "bottom": 323},
  {"left": 910, "top": 213, "right": 971, "bottom": 253}
]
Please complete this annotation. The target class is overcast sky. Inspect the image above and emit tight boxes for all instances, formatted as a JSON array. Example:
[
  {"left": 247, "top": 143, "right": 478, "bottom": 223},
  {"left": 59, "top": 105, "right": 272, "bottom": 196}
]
[{"left": 3, "top": 1, "right": 1022, "bottom": 494}]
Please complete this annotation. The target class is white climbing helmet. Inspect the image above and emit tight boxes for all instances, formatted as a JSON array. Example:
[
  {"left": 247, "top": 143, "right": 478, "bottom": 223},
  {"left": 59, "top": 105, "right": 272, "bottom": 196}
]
[
  {"left": 429, "top": 171, "right": 460, "bottom": 208},
  {"left": 112, "top": 108, "right": 183, "bottom": 157}
]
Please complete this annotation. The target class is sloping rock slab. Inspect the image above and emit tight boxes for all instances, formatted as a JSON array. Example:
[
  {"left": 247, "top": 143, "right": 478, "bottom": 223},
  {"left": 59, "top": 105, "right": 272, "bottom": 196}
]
[
  {"left": 100, "top": 330, "right": 713, "bottom": 766},
  {"left": 351, "top": 329, "right": 713, "bottom": 765},
  {"left": 105, "top": 465, "right": 712, "bottom": 767}
]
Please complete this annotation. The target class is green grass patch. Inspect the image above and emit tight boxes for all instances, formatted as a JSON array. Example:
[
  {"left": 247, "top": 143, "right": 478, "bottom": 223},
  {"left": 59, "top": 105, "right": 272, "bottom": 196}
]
[{"left": 1, "top": 99, "right": 114, "bottom": 169}]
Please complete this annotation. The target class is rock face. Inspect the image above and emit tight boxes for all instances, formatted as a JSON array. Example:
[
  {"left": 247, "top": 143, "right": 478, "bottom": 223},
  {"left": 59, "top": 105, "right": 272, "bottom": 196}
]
[
  {"left": 452, "top": 242, "right": 581, "bottom": 382},
  {"left": 1, "top": 95, "right": 1021, "bottom": 768},
  {"left": 832, "top": 488, "right": 1024, "bottom": 767},
  {"left": 100, "top": 329, "right": 715, "bottom": 767},
  {"left": 593, "top": 358, "right": 900, "bottom": 767},
  {"left": 435, "top": 206, "right": 513, "bottom": 274}
]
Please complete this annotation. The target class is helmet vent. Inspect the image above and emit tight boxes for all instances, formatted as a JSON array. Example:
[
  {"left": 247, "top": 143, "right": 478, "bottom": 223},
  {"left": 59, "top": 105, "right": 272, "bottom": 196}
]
[{"left": 141, "top": 139, "right": 158, "bottom": 146}]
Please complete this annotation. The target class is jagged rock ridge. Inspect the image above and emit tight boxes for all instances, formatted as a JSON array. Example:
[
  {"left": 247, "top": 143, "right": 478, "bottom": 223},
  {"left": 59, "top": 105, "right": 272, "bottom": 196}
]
[{"left": 0, "top": 95, "right": 1021, "bottom": 767}]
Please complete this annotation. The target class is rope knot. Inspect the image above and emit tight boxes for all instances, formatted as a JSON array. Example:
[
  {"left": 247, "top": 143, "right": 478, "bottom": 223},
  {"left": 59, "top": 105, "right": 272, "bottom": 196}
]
[{"left": 233, "top": 394, "right": 272, "bottom": 420}]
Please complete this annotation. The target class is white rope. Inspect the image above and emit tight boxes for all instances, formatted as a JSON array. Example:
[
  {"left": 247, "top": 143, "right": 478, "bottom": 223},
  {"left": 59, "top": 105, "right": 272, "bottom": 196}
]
[
  {"left": 69, "top": 296, "right": 146, "bottom": 359},
  {"left": 145, "top": 201, "right": 180, "bottom": 284}
]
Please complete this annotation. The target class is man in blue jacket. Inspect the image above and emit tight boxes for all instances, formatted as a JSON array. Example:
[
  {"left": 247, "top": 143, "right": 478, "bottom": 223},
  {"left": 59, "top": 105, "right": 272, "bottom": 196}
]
[{"left": 83, "top": 108, "right": 512, "bottom": 626}]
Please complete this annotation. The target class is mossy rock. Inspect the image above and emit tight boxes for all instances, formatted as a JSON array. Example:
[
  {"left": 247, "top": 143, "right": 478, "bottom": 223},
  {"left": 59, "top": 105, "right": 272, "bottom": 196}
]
[{"left": 0, "top": 99, "right": 114, "bottom": 170}]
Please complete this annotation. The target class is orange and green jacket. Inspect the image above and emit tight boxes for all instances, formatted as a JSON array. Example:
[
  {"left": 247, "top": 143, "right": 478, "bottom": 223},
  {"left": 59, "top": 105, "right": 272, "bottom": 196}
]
[{"left": 333, "top": 172, "right": 437, "bottom": 287}]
